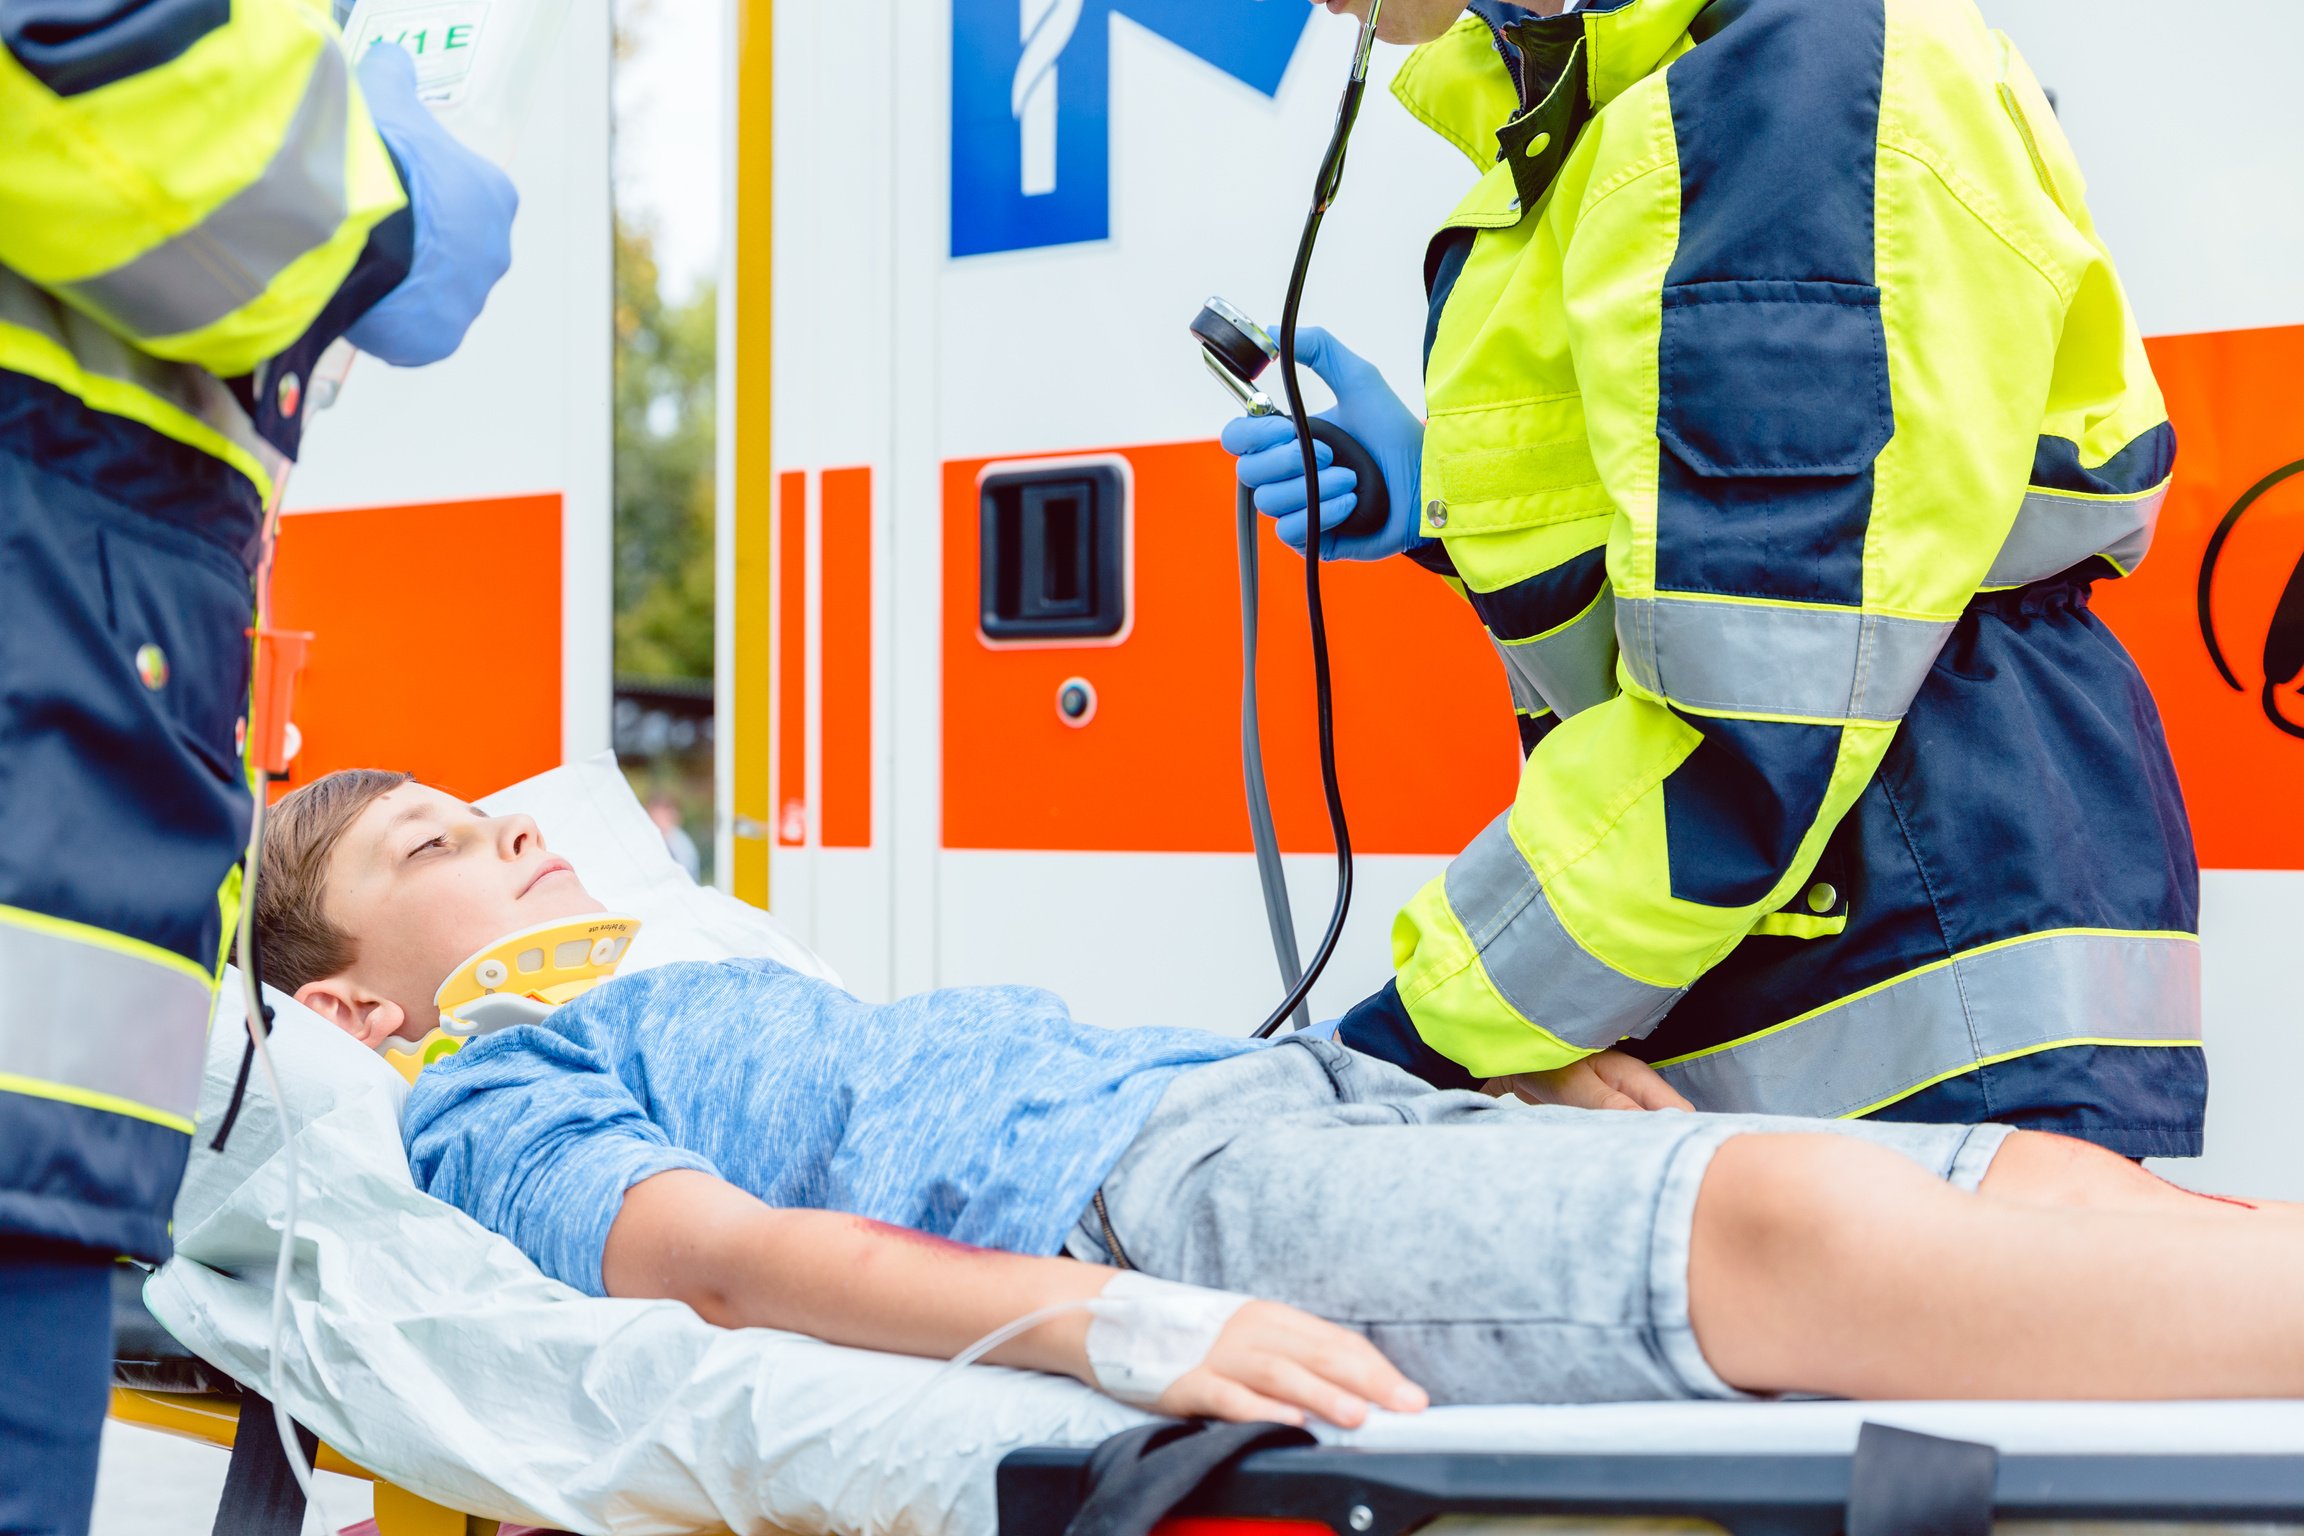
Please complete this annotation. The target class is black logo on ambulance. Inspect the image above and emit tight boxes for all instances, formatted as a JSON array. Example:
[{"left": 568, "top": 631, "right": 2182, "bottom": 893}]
[{"left": 2196, "top": 458, "right": 2304, "bottom": 741}]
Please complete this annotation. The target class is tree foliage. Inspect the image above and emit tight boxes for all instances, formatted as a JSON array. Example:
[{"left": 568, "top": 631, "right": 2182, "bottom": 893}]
[{"left": 612, "top": 213, "right": 716, "bottom": 682}]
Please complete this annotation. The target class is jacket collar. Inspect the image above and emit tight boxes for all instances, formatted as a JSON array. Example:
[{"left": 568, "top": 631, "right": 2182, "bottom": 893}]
[{"left": 1392, "top": 0, "right": 1709, "bottom": 170}]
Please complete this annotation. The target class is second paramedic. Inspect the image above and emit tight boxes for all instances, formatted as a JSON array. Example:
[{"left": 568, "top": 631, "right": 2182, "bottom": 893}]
[
  {"left": 1226, "top": 0, "right": 2200, "bottom": 1152},
  {"left": 0, "top": 4, "right": 516, "bottom": 1532}
]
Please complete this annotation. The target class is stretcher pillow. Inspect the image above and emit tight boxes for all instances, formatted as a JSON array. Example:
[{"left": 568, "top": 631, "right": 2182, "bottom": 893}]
[{"left": 147, "top": 753, "right": 1144, "bottom": 1536}]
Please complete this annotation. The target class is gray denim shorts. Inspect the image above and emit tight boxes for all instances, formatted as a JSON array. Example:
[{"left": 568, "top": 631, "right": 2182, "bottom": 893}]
[{"left": 1065, "top": 1038, "right": 2009, "bottom": 1404}]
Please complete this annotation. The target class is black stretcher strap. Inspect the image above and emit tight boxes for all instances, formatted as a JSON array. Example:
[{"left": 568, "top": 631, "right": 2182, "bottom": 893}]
[
  {"left": 1064, "top": 1420, "right": 1316, "bottom": 1536},
  {"left": 1847, "top": 1423, "right": 1998, "bottom": 1536},
  {"left": 213, "top": 1390, "right": 317, "bottom": 1536}
]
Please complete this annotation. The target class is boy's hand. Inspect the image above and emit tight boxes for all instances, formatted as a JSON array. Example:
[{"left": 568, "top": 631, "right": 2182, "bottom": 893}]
[
  {"left": 1153, "top": 1299, "right": 1427, "bottom": 1428},
  {"left": 1497, "top": 1049, "right": 1694, "bottom": 1112}
]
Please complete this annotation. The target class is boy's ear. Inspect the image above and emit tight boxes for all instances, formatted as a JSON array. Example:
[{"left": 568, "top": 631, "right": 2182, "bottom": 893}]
[{"left": 293, "top": 977, "right": 408, "bottom": 1051}]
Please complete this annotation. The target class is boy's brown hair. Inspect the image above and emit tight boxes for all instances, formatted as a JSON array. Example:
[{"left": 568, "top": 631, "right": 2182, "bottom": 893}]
[{"left": 255, "top": 769, "right": 412, "bottom": 993}]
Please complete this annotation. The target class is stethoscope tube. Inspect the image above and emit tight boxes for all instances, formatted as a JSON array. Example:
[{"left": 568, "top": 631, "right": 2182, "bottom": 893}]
[
  {"left": 1235, "top": 478, "right": 1313, "bottom": 1033},
  {"left": 1234, "top": 419, "right": 1391, "bottom": 1036},
  {"left": 1244, "top": 8, "right": 1384, "bottom": 1039}
]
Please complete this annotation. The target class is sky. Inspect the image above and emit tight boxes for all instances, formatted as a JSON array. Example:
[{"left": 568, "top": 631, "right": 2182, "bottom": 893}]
[{"left": 613, "top": 0, "right": 726, "bottom": 302}]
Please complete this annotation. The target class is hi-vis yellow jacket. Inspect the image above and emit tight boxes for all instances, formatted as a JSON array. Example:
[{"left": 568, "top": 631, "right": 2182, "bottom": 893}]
[
  {"left": 1341, "top": 0, "right": 2203, "bottom": 1155},
  {"left": 0, "top": 0, "right": 410, "bottom": 1257},
  {"left": 1, "top": 0, "right": 409, "bottom": 492}
]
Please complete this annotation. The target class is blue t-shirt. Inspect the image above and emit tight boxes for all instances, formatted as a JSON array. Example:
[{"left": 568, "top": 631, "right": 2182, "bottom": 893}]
[{"left": 402, "top": 959, "right": 1259, "bottom": 1295}]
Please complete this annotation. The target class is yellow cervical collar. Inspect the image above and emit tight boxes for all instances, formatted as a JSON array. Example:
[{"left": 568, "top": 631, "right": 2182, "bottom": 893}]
[{"left": 386, "top": 914, "right": 642, "bottom": 1086}]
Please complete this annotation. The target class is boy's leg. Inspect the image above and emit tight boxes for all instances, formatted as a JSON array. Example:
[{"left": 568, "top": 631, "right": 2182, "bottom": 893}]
[
  {"left": 1689, "top": 1132, "right": 2304, "bottom": 1398},
  {"left": 1079, "top": 1040, "right": 2008, "bottom": 1404}
]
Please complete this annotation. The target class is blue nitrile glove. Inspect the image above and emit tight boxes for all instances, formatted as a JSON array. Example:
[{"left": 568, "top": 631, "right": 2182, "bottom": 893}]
[
  {"left": 1217, "top": 327, "right": 1425, "bottom": 562},
  {"left": 344, "top": 42, "right": 518, "bottom": 367}
]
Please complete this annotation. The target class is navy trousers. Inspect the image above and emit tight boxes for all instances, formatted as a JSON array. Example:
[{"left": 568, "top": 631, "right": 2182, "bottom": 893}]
[{"left": 0, "top": 1244, "right": 112, "bottom": 1536}]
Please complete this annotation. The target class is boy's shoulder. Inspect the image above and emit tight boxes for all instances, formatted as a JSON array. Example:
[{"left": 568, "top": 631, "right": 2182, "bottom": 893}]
[
  {"left": 411, "top": 956, "right": 838, "bottom": 1101},
  {"left": 415, "top": 958, "right": 804, "bottom": 1075}
]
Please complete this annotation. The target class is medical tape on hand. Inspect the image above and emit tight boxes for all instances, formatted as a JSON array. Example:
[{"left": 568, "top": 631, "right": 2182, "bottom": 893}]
[{"left": 1085, "top": 1270, "right": 1249, "bottom": 1408}]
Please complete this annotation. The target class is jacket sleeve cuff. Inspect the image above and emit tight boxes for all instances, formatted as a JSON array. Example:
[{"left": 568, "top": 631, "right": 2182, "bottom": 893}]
[
  {"left": 1335, "top": 978, "right": 1480, "bottom": 1091},
  {"left": 1404, "top": 538, "right": 1459, "bottom": 579},
  {"left": 226, "top": 150, "right": 416, "bottom": 461}
]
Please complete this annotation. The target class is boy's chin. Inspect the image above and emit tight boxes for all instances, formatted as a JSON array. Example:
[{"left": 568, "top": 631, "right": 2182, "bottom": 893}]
[{"left": 499, "top": 895, "right": 609, "bottom": 938}]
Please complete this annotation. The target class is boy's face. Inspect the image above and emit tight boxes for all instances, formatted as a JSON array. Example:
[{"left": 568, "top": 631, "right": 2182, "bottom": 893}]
[{"left": 294, "top": 781, "right": 603, "bottom": 1048}]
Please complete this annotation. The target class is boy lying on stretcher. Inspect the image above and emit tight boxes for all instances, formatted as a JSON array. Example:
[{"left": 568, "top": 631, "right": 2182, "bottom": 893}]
[{"left": 259, "top": 770, "right": 2299, "bottom": 1427}]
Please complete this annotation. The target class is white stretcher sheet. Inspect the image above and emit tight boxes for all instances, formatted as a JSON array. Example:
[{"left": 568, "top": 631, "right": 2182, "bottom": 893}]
[{"left": 142, "top": 754, "right": 2304, "bottom": 1536}]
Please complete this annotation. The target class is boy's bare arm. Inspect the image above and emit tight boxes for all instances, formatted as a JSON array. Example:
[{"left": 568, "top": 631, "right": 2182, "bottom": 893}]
[
  {"left": 602, "top": 1169, "right": 1110, "bottom": 1365},
  {"left": 602, "top": 1168, "right": 1425, "bottom": 1426}
]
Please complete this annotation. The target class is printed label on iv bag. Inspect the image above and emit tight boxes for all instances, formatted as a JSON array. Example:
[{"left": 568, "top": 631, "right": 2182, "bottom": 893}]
[{"left": 349, "top": 1, "right": 490, "bottom": 104}]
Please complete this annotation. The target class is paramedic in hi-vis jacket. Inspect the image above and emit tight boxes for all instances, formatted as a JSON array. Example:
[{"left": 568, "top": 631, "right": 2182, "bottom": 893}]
[
  {"left": 0, "top": 0, "right": 515, "bottom": 1526},
  {"left": 1229, "top": 0, "right": 2199, "bottom": 1152}
]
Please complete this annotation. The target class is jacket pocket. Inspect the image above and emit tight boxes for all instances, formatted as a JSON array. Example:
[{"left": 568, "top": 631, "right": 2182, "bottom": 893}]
[
  {"left": 100, "top": 522, "right": 254, "bottom": 782},
  {"left": 1994, "top": 32, "right": 2084, "bottom": 220},
  {"left": 1748, "top": 825, "right": 1853, "bottom": 941},
  {"left": 1422, "top": 393, "right": 1616, "bottom": 535},
  {"left": 1656, "top": 280, "right": 1893, "bottom": 479}
]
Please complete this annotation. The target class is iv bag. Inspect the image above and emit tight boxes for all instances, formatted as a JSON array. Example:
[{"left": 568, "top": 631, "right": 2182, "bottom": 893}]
[{"left": 336, "top": 0, "right": 571, "bottom": 165}]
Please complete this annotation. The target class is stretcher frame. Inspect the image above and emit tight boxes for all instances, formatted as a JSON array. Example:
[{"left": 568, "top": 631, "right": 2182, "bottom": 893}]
[
  {"left": 110, "top": 1263, "right": 496, "bottom": 1536},
  {"left": 117, "top": 1389, "right": 2304, "bottom": 1536},
  {"left": 998, "top": 1439, "right": 2304, "bottom": 1535},
  {"left": 109, "top": 1388, "right": 500, "bottom": 1536},
  {"left": 112, "top": 1366, "right": 2304, "bottom": 1536},
  {"left": 109, "top": 1184, "right": 2304, "bottom": 1536}
]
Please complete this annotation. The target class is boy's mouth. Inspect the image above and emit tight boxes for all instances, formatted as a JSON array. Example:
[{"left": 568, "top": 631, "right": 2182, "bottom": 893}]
[{"left": 518, "top": 857, "right": 575, "bottom": 898}]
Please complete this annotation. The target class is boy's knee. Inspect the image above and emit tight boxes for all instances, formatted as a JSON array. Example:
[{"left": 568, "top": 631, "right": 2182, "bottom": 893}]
[
  {"left": 1684, "top": 1133, "right": 1949, "bottom": 1392},
  {"left": 1692, "top": 1132, "right": 1942, "bottom": 1278}
]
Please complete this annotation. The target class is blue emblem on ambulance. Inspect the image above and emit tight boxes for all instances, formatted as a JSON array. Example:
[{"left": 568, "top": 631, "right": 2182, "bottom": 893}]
[{"left": 950, "top": 0, "right": 1313, "bottom": 257}]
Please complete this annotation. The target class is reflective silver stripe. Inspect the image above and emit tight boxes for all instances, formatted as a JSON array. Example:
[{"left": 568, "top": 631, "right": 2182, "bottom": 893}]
[
  {"left": 1494, "top": 636, "right": 1547, "bottom": 717},
  {"left": 63, "top": 44, "right": 349, "bottom": 341},
  {"left": 0, "top": 918, "right": 213, "bottom": 1128},
  {"left": 1985, "top": 483, "right": 2168, "bottom": 588},
  {"left": 1616, "top": 594, "right": 1951, "bottom": 723},
  {"left": 1655, "top": 931, "right": 2200, "bottom": 1118},
  {"left": 1444, "top": 812, "right": 1684, "bottom": 1049},
  {"left": 0, "top": 266, "right": 269, "bottom": 468},
  {"left": 1492, "top": 586, "right": 1619, "bottom": 720}
]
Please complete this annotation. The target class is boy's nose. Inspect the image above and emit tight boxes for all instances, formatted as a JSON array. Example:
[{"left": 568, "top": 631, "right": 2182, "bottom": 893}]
[{"left": 499, "top": 814, "right": 545, "bottom": 857}]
